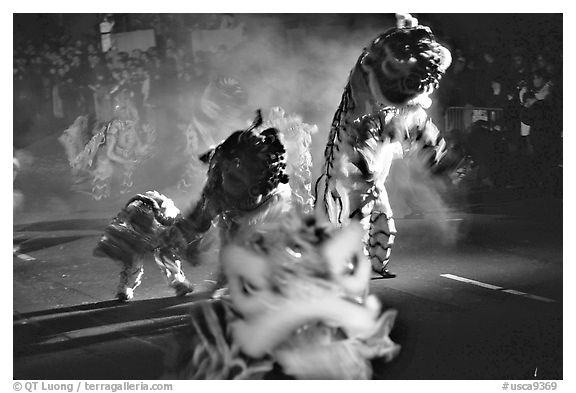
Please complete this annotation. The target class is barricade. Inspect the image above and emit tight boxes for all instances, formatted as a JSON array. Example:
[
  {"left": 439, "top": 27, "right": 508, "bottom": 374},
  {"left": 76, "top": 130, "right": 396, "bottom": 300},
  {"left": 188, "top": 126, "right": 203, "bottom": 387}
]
[{"left": 444, "top": 106, "right": 504, "bottom": 133}]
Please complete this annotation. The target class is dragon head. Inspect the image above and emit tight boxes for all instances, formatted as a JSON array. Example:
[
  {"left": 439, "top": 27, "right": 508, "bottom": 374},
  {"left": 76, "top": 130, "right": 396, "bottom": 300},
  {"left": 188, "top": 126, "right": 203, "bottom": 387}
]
[
  {"left": 221, "top": 213, "right": 401, "bottom": 379},
  {"left": 201, "top": 110, "right": 289, "bottom": 212},
  {"left": 357, "top": 13, "right": 452, "bottom": 108}
]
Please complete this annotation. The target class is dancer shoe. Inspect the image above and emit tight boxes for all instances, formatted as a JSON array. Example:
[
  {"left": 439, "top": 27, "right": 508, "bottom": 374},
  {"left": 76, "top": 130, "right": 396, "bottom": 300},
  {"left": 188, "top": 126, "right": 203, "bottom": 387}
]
[
  {"left": 117, "top": 288, "right": 134, "bottom": 301},
  {"left": 373, "top": 267, "right": 397, "bottom": 279},
  {"left": 380, "top": 269, "right": 397, "bottom": 278},
  {"left": 173, "top": 281, "right": 194, "bottom": 297}
]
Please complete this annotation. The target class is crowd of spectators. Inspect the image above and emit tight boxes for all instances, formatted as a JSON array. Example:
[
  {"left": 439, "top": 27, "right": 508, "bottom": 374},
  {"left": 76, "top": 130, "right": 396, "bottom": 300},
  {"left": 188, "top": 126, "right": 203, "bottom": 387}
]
[
  {"left": 438, "top": 45, "right": 562, "bottom": 195},
  {"left": 13, "top": 15, "right": 563, "bottom": 197},
  {"left": 13, "top": 30, "right": 214, "bottom": 140}
]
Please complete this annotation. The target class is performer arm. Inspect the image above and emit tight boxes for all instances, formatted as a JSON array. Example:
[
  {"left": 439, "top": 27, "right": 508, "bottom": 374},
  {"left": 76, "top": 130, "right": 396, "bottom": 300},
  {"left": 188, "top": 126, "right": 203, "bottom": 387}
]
[
  {"left": 105, "top": 126, "right": 137, "bottom": 165},
  {"left": 130, "top": 124, "right": 149, "bottom": 156}
]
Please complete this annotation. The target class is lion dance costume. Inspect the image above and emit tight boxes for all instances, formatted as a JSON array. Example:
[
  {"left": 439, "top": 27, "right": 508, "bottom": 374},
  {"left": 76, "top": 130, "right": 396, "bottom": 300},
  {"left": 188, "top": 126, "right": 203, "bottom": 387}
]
[
  {"left": 166, "top": 213, "right": 401, "bottom": 379},
  {"left": 314, "top": 13, "right": 452, "bottom": 277},
  {"left": 58, "top": 89, "right": 155, "bottom": 200}
]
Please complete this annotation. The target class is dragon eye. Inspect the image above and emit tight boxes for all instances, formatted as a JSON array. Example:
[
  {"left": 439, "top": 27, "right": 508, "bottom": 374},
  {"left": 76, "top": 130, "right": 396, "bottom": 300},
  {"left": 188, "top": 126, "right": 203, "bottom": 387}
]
[
  {"left": 401, "top": 72, "right": 425, "bottom": 93},
  {"left": 239, "top": 276, "right": 258, "bottom": 296},
  {"left": 346, "top": 254, "right": 359, "bottom": 275},
  {"left": 286, "top": 245, "right": 302, "bottom": 258}
]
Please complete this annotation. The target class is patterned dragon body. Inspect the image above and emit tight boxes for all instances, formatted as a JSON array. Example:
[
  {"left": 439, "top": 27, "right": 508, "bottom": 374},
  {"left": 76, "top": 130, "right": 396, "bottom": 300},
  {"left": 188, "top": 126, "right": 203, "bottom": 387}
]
[{"left": 315, "top": 14, "right": 452, "bottom": 277}]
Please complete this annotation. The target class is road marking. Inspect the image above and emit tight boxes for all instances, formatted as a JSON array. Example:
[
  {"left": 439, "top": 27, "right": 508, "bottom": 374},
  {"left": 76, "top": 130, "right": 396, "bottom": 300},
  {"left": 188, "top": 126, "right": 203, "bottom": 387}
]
[
  {"left": 521, "top": 294, "right": 557, "bottom": 303},
  {"left": 440, "top": 274, "right": 502, "bottom": 290},
  {"left": 440, "top": 273, "right": 557, "bottom": 303},
  {"left": 13, "top": 250, "right": 36, "bottom": 261},
  {"left": 501, "top": 289, "right": 525, "bottom": 296},
  {"left": 13, "top": 245, "right": 35, "bottom": 261}
]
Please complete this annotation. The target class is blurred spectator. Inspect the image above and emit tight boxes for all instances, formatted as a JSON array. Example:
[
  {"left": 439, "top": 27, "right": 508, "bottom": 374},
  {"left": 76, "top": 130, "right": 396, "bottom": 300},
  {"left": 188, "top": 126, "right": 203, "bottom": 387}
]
[
  {"left": 51, "top": 65, "right": 65, "bottom": 120},
  {"left": 86, "top": 42, "right": 98, "bottom": 57},
  {"left": 467, "top": 120, "right": 497, "bottom": 188},
  {"left": 519, "top": 70, "right": 560, "bottom": 191},
  {"left": 532, "top": 54, "right": 550, "bottom": 74},
  {"left": 120, "top": 61, "right": 146, "bottom": 121},
  {"left": 64, "top": 54, "right": 87, "bottom": 118},
  {"left": 475, "top": 48, "right": 502, "bottom": 106},
  {"left": 479, "top": 50, "right": 499, "bottom": 83},
  {"left": 14, "top": 59, "right": 35, "bottom": 133},
  {"left": 482, "top": 76, "right": 509, "bottom": 109},
  {"left": 506, "top": 52, "right": 529, "bottom": 93},
  {"left": 442, "top": 50, "right": 475, "bottom": 106},
  {"left": 89, "top": 67, "right": 114, "bottom": 123},
  {"left": 74, "top": 39, "right": 85, "bottom": 54}
]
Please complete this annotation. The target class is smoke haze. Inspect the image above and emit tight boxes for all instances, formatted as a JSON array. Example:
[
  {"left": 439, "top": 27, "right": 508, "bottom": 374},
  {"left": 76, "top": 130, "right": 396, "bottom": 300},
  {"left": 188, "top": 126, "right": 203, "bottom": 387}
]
[{"left": 15, "top": 14, "right": 461, "bottom": 243}]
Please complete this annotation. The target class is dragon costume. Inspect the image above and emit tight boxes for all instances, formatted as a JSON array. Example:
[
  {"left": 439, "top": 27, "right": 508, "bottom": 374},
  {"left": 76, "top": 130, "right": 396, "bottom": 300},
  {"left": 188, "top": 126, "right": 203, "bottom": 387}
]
[
  {"left": 165, "top": 213, "right": 401, "bottom": 379},
  {"left": 314, "top": 13, "right": 452, "bottom": 277},
  {"left": 58, "top": 88, "right": 155, "bottom": 200},
  {"left": 94, "top": 108, "right": 316, "bottom": 301}
]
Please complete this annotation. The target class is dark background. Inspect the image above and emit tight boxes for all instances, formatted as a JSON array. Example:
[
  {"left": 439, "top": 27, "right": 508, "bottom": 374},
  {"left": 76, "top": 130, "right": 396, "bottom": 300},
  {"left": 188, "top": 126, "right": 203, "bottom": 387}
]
[{"left": 14, "top": 13, "right": 563, "bottom": 58}]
